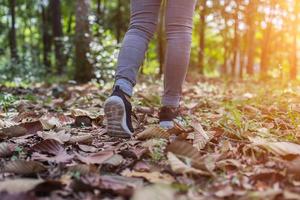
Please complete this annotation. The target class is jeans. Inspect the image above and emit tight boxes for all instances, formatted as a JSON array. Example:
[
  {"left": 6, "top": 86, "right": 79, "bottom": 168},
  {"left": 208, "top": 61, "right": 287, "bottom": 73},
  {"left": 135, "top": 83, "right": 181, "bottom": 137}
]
[{"left": 115, "top": 0, "right": 196, "bottom": 107}]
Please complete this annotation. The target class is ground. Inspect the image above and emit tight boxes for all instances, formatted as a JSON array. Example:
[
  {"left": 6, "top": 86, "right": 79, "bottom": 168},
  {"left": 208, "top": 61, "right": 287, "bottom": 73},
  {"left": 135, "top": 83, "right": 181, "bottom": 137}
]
[{"left": 1, "top": 79, "right": 300, "bottom": 200}]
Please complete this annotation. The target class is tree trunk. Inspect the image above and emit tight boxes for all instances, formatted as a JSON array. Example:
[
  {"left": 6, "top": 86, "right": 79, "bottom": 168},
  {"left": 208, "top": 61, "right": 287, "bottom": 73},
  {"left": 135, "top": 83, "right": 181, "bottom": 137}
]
[
  {"left": 260, "top": 0, "right": 275, "bottom": 80},
  {"left": 260, "top": 23, "right": 272, "bottom": 79},
  {"left": 9, "top": 0, "right": 18, "bottom": 62},
  {"left": 290, "top": 0, "right": 299, "bottom": 80},
  {"left": 51, "top": 0, "right": 66, "bottom": 75},
  {"left": 116, "top": 0, "right": 122, "bottom": 43},
  {"left": 96, "top": 0, "right": 102, "bottom": 24},
  {"left": 41, "top": 4, "right": 52, "bottom": 73},
  {"left": 75, "top": 0, "right": 93, "bottom": 83},
  {"left": 245, "top": 0, "right": 258, "bottom": 75},
  {"left": 231, "top": 1, "right": 240, "bottom": 78},
  {"left": 198, "top": 0, "right": 206, "bottom": 74}
]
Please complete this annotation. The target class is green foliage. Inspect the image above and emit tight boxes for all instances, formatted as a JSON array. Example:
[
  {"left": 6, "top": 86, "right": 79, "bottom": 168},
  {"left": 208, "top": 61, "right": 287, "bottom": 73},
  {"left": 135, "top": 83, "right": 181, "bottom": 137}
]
[{"left": 0, "top": 93, "right": 18, "bottom": 112}]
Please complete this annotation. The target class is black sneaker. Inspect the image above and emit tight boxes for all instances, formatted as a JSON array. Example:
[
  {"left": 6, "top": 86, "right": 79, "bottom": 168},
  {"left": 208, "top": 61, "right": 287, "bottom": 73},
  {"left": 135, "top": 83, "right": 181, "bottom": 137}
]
[
  {"left": 158, "top": 106, "right": 179, "bottom": 129},
  {"left": 104, "top": 86, "right": 134, "bottom": 138}
]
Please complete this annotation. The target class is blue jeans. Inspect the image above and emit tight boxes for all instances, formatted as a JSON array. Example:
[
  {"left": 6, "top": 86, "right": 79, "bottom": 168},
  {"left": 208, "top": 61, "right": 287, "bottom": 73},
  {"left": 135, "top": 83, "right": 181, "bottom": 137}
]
[{"left": 115, "top": 0, "right": 196, "bottom": 107}]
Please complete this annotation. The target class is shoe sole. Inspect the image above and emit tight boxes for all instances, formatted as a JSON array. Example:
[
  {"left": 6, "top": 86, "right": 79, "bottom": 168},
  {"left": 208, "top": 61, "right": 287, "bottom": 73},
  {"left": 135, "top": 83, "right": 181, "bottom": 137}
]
[{"left": 104, "top": 96, "right": 132, "bottom": 138}]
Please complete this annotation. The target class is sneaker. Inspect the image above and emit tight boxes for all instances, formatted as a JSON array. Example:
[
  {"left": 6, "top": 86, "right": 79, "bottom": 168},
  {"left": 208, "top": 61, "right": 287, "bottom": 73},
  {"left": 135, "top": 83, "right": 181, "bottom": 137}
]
[
  {"left": 158, "top": 106, "right": 179, "bottom": 129},
  {"left": 104, "top": 86, "right": 134, "bottom": 138}
]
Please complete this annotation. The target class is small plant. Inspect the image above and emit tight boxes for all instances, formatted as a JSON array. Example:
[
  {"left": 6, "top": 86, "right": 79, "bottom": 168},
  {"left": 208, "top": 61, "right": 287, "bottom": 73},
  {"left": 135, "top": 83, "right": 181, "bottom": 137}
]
[
  {"left": 0, "top": 93, "right": 18, "bottom": 112},
  {"left": 148, "top": 139, "right": 168, "bottom": 162}
]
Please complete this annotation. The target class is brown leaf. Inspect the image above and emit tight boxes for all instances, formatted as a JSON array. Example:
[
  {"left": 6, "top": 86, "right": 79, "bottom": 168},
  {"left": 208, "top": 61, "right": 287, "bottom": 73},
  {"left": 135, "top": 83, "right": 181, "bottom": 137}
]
[
  {"left": 136, "top": 126, "right": 170, "bottom": 140},
  {"left": 285, "top": 157, "right": 300, "bottom": 177},
  {"left": 132, "top": 184, "right": 176, "bottom": 200},
  {"left": 191, "top": 120, "right": 214, "bottom": 151},
  {"left": 68, "top": 164, "right": 98, "bottom": 175},
  {"left": 0, "top": 142, "right": 16, "bottom": 157},
  {"left": 0, "top": 126, "right": 27, "bottom": 138},
  {"left": 31, "top": 139, "right": 73, "bottom": 163},
  {"left": 39, "top": 117, "right": 61, "bottom": 130},
  {"left": 0, "top": 178, "right": 43, "bottom": 193},
  {"left": 166, "top": 140, "right": 200, "bottom": 160},
  {"left": 37, "top": 130, "right": 71, "bottom": 144},
  {"left": 250, "top": 137, "right": 300, "bottom": 156},
  {"left": 1, "top": 160, "right": 47, "bottom": 175},
  {"left": 103, "top": 154, "right": 124, "bottom": 167},
  {"left": 99, "top": 175, "right": 144, "bottom": 197},
  {"left": 69, "top": 133, "right": 93, "bottom": 144},
  {"left": 121, "top": 169, "right": 175, "bottom": 184},
  {"left": 167, "top": 152, "right": 210, "bottom": 176},
  {"left": 75, "top": 150, "right": 114, "bottom": 164}
]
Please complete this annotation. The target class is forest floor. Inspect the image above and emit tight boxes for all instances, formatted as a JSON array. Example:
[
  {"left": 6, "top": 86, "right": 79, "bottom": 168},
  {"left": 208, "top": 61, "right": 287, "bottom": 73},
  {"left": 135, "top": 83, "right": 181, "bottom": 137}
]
[{"left": 1, "top": 79, "right": 300, "bottom": 200}]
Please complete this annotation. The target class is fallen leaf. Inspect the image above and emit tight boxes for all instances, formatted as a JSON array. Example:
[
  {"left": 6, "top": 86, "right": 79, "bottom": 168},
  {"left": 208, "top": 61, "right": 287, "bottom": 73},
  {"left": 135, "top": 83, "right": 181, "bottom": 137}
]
[
  {"left": 68, "top": 164, "right": 98, "bottom": 175},
  {"left": 0, "top": 126, "right": 27, "bottom": 138},
  {"left": 37, "top": 130, "right": 71, "bottom": 144},
  {"left": 75, "top": 150, "right": 114, "bottom": 164},
  {"left": 103, "top": 154, "right": 124, "bottom": 167},
  {"left": 0, "top": 142, "right": 16, "bottom": 157},
  {"left": 69, "top": 133, "right": 93, "bottom": 144},
  {"left": 136, "top": 126, "right": 170, "bottom": 140},
  {"left": 99, "top": 175, "right": 144, "bottom": 197},
  {"left": 166, "top": 140, "right": 200, "bottom": 160},
  {"left": 0, "top": 178, "right": 43, "bottom": 193},
  {"left": 250, "top": 137, "right": 300, "bottom": 156},
  {"left": 167, "top": 152, "right": 210, "bottom": 176},
  {"left": 39, "top": 117, "right": 61, "bottom": 130},
  {"left": 121, "top": 169, "right": 175, "bottom": 184},
  {"left": 132, "top": 184, "right": 176, "bottom": 200},
  {"left": 191, "top": 120, "right": 214, "bottom": 151},
  {"left": 31, "top": 139, "right": 73, "bottom": 163},
  {"left": 0, "top": 160, "right": 47, "bottom": 175}
]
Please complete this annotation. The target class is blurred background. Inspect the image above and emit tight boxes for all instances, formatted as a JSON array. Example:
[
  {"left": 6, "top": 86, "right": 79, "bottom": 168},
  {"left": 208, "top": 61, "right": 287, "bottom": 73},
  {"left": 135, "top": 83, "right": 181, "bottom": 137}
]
[{"left": 0, "top": 0, "right": 299, "bottom": 84}]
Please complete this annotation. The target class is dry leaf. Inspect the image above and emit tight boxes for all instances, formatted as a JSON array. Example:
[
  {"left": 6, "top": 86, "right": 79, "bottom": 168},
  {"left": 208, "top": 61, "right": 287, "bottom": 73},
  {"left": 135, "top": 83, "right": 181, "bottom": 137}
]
[
  {"left": 0, "top": 126, "right": 27, "bottom": 138},
  {"left": 136, "top": 126, "right": 170, "bottom": 140},
  {"left": 103, "top": 154, "right": 124, "bottom": 166},
  {"left": 0, "top": 142, "right": 16, "bottom": 157},
  {"left": 1, "top": 160, "right": 47, "bottom": 174},
  {"left": 31, "top": 139, "right": 73, "bottom": 163},
  {"left": 191, "top": 120, "right": 214, "bottom": 151},
  {"left": 250, "top": 137, "right": 300, "bottom": 156},
  {"left": 121, "top": 169, "right": 175, "bottom": 184},
  {"left": 0, "top": 178, "right": 43, "bottom": 193},
  {"left": 39, "top": 117, "right": 61, "bottom": 130},
  {"left": 167, "top": 152, "right": 210, "bottom": 176},
  {"left": 132, "top": 184, "right": 175, "bottom": 200},
  {"left": 99, "top": 175, "right": 144, "bottom": 197},
  {"left": 75, "top": 150, "right": 114, "bottom": 164},
  {"left": 69, "top": 134, "right": 93, "bottom": 144},
  {"left": 166, "top": 140, "right": 200, "bottom": 160},
  {"left": 68, "top": 164, "right": 98, "bottom": 175},
  {"left": 37, "top": 130, "right": 71, "bottom": 144}
]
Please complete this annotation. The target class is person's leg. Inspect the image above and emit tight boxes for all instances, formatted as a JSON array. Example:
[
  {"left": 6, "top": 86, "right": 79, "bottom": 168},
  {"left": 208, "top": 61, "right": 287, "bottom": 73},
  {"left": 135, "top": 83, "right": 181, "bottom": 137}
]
[
  {"left": 105, "top": 0, "right": 161, "bottom": 137},
  {"left": 115, "top": 0, "right": 161, "bottom": 96},
  {"left": 162, "top": 0, "right": 196, "bottom": 107}
]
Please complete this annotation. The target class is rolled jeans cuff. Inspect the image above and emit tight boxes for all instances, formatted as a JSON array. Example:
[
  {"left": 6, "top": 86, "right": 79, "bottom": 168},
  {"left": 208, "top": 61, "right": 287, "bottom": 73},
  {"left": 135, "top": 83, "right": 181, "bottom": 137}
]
[
  {"left": 114, "top": 78, "right": 134, "bottom": 97},
  {"left": 162, "top": 95, "right": 181, "bottom": 107}
]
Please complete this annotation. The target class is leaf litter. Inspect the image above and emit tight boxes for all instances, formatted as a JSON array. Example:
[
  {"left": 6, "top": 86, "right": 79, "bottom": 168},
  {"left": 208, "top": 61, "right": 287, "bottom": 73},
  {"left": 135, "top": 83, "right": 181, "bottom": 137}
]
[{"left": 0, "top": 80, "right": 300, "bottom": 199}]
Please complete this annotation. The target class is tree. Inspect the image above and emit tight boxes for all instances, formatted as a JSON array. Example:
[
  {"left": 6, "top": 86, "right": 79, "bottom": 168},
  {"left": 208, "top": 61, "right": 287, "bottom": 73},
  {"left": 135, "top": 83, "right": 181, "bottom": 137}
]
[
  {"left": 198, "top": 0, "right": 207, "bottom": 74},
  {"left": 260, "top": 0, "right": 276, "bottom": 80},
  {"left": 245, "top": 0, "right": 258, "bottom": 75},
  {"left": 41, "top": 3, "right": 52, "bottom": 72},
  {"left": 50, "top": 0, "right": 66, "bottom": 75},
  {"left": 231, "top": 0, "right": 240, "bottom": 78},
  {"left": 74, "top": 0, "right": 93, "bottom": 83},
  {"left": 9, "top": 0, "right": 18, "bottom": 62},
  {"left": 290, "top": 0, "right": 299, "bottom": 80}
]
